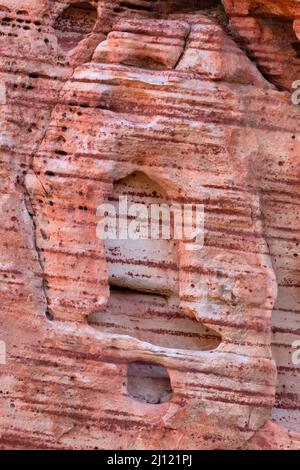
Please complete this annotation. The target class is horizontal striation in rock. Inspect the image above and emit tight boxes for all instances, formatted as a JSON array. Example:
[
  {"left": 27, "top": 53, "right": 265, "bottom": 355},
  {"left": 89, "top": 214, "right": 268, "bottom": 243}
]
[{"left": 0, "top": 0, "right": 299, "bottom": 450}]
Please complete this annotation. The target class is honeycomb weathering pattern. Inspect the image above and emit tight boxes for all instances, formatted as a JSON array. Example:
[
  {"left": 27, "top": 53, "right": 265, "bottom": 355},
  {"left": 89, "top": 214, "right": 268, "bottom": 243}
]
[{"left": 0, "top": 0, "right": 299, "bottom": 450}]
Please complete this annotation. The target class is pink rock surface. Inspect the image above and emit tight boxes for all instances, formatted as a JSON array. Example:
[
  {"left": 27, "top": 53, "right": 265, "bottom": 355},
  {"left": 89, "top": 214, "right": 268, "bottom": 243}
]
[{"left": 0, "top": 0, "right": 299, "bottom": 450}]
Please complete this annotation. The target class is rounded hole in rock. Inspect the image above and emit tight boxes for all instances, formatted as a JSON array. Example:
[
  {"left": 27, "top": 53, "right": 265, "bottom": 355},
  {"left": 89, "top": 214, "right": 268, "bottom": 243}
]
[
  {"left": 127, "top": 361, "right": 173, "bottom": 404},
  {"left": 88, "top": 171, "right": 222, "bottom": 352},
  {"left": 54, "top": 2, "right": 97, "bottom": 52}
]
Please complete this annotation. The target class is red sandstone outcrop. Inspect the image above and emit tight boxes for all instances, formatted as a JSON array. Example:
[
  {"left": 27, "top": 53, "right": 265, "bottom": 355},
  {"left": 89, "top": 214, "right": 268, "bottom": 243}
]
[
  {"left": 0, "top": 0, "right": 299, "bottom": 450},
  {"left": 223, "top": 0, "right": 300, "bottom": 91}
]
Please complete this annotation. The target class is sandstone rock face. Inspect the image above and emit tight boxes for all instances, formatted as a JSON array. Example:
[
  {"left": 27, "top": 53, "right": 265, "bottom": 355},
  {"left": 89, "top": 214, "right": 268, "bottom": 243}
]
[
  {"left": 0, "top": 0, "right": 299, "bottom": 450},
  {"left": 223, "top": 0, "right": 300, "bottom": 91}
]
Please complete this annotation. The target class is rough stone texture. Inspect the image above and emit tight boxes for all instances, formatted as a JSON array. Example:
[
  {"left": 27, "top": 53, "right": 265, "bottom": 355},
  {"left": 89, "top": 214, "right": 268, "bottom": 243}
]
[
  {"left": 0, "top": 0, "right": 299, "bottom": 450},
  {"left": 223, "top": 0, "right": 300, "bottom": 91}
]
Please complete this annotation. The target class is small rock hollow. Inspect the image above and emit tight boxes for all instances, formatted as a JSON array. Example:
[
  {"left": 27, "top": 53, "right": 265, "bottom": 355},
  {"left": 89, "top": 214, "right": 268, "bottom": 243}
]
[{"left": 127, "top": 361, "right": 173, "bottom": 405}]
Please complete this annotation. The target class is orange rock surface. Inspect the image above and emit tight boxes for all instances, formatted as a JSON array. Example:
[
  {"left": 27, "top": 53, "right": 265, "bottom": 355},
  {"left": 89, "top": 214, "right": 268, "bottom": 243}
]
[{"left": 0, "top": 0, "right": 299, "bottom": 450}]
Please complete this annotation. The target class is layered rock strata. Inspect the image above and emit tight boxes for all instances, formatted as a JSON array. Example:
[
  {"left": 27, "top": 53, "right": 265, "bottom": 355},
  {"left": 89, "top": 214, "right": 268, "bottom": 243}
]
[{"left": 0, "top": 0, "right": 299, "bottom": 450}]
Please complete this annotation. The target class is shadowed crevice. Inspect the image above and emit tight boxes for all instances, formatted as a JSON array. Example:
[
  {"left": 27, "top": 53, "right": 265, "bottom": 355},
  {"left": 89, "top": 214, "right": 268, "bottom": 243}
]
[
  {"left": 127, "top": 361, "right": 173, "bottom": 404},
  {"left": 88, "top": 288, "right": 222, "bottom": 351}
]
